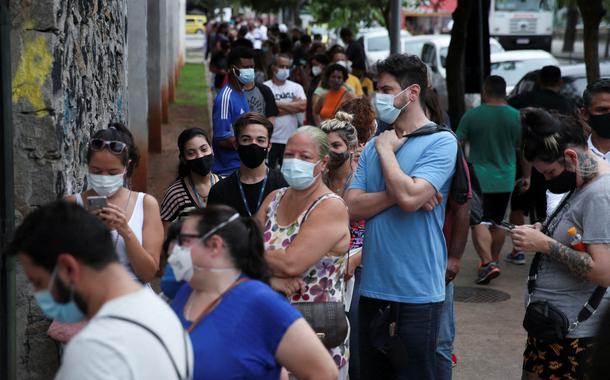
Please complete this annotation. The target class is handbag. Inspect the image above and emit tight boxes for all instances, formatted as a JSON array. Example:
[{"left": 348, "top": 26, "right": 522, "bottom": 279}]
[
  {"left": 292, "top": 301, "right": 349, "bottom": 349},
  {"left": 523, "top": 191, "right": 607, "bottom": 341}
]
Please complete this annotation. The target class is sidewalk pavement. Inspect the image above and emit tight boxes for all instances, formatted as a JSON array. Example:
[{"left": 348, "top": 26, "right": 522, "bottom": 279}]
[
  {"left": 552, "top": 37, "right": 610, "bottom": 63},
  {"left": 453, "top": 233, "right": 529, "bottom": 380}
]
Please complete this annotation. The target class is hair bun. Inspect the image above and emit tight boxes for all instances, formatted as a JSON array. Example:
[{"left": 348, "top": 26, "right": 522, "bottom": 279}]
[
  {"left": 333, "top": 111, "right": 354, "bottom": 124},
  {"left": 521, "top": 107, "right": 559, "bottom": 138}
]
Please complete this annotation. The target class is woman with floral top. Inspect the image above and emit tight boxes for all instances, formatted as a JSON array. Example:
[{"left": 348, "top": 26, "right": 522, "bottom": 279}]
[{"left": 256, "top": 126, "right": 351, "bottom": 378}]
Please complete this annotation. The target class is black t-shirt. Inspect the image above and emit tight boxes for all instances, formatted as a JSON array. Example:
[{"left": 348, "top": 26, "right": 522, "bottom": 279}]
[
  {"left": 210, "top": 52, "right": 228, "bottom": 90},
  {"left": 346, "top": 40, "right": 366, "bottom": 71},
  {"left": 508, "top": 89, "right": 577, "bottom": 116},
  {"left": 207, "top": 168, "right": 288, "bottom": 217},
  {"left": 257, "top": 83, "right": 280, "bottom": 118}
]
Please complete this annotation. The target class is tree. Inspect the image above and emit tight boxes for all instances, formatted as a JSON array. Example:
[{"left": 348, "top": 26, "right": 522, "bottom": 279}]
[
  {"left": 445, "top": 0, "right": 475, "bottom": 128},
  {"left": 562, "top": 0, "right": 579, "bottom": 53},
  {"left": 577, "top": 0, "right": 606, "bottom": 83}
]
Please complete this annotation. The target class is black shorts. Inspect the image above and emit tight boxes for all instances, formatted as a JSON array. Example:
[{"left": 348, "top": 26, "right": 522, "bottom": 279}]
[{"left": 482, "top": 192, "right": 511, "bottom": 225}]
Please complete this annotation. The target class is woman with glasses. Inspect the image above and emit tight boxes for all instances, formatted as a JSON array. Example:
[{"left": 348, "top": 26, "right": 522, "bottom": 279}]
[
  {"left": 67, "top": 123, "right": 164, "bottom": 283},
  {"left": 160, "top": 128, "right": 221, "bottom": 229},
  {"left": 169, "top": 205, "right": 338, "bottom": 380}
]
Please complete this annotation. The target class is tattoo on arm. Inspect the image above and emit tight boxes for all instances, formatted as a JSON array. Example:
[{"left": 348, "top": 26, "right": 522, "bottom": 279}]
[{"left": 547, "top": 240, "right": 593, "bottom": 279}]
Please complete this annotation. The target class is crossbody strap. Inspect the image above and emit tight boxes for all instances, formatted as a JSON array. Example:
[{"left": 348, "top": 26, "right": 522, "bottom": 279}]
[
  {"left": 102, "top": 315, "right": 190, "bottom": 380},
  {"left": 527, "top": 190, "right": 607, "bottom": 328}
]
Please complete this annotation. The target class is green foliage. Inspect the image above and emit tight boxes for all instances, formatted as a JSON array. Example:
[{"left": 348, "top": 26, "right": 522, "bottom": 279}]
[{"left": 305, "top": 0, "right": 387, "bottom": 32}]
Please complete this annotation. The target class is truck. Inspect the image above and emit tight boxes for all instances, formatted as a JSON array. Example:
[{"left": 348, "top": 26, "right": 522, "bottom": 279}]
[{"left": 489, "top": 0, "right": 554, "bottom": 52}]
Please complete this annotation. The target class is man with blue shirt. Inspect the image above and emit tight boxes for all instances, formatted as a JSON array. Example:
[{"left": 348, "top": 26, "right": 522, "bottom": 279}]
[
  {"left": 212, "top": 47, "right": 252, "bottom": 175},
  {"left": 346, "top": 54, "right": 457, "bottom": 380}
]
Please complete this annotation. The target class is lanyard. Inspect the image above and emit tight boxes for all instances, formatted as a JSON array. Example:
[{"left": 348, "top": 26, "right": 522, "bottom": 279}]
[
  {"left": 236, "top": 170, "right": 268, "bottom": 216},
  {"left": 190, "top": 175, "right": 216, "bottom": 208},
  {"left": 186, "top": 277, "right": 248, "bottom": 333}
]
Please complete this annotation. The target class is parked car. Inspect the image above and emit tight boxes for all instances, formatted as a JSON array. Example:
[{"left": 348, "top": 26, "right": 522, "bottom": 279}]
[
  {"left": 185, "top": 15, "right": 207, "bottom": 35},
  {"left": 406, "top": 34, "right": 504, "bottom": 110},
  {"left": 510, "top": 63, "right": 610, "bottom": 107},
  {"left": 489, "top": 49, "right": 558, "bottom": 94},
  {"left": 357, "top": 27, "right": 412, "bottom": 74}
]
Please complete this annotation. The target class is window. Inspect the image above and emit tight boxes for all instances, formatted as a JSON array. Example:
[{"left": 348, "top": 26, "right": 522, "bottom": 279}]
[
  {"left": 421, "top": 44, "right": 436, "bottom": 67},
  {"left": 494, "top": 0, "right": 553, "bottom": 12},
  {"left": 367, "top": 36, "right": 390, "bottom": 52}
]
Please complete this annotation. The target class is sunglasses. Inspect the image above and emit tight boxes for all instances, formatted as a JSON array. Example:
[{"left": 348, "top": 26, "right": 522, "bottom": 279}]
[{"left": 89, "top": 139, "right": 128, "bottom": 154}]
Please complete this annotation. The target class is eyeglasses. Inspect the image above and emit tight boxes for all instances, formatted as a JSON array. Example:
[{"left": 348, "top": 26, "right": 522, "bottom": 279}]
[
  {"left": 177, "top": 233, "right": 201, "bottom": 246},
  {"left": 89, "top": 139, "right": 128, "bottom": 155}
]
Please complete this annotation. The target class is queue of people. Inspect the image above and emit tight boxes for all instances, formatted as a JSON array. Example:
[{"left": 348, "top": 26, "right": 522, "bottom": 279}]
[{"left": 6, "top": 19, "right": 610, "bottom": 380}]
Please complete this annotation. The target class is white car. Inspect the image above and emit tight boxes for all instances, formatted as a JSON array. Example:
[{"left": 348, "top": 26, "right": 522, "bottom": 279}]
[
  {"left": 405, "top": 34, "right": 505, "bottom": 110},
  {"left": 357, "top": 27, "right": 412, "bottom": 74},
  {"left": 490, "top": 50, "right": 559, "bottom": 94}
]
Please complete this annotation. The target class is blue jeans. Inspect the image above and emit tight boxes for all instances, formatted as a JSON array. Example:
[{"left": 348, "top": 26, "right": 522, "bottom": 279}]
[
  {"left": 436, "top": 282, "right": 455, "bottom": 380},
  {"left": 347, "top": 267, "right": 362, "bottom": 380},
  {"left": 359, "top": 296, "right": 443, "bottom": 380}
]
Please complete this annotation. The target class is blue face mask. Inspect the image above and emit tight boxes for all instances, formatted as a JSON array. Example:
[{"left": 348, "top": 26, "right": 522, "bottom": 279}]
[
  {"left": 281, "top": 158, "right": 320, "bottom": 190},
  {"left": 374, "top": 87, "right": 412, "bottom": 124},
  {"left": 276, "top": 68, "right": 290, "bottom": 81},
  {"left": 235, "top": 67, "right": 255, "bottom": 84},
  {"left": 34, "top": 268, "right": 86, "bottom": 324}
]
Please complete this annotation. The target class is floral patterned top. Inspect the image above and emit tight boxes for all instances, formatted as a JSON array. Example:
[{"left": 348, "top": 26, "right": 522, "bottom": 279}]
[{"left": 263, "top": 188, "right": 349, "bottom": 368}]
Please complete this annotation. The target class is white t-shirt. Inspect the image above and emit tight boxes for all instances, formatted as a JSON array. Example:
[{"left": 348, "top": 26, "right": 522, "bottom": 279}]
[
  {"left": 263, "top": 80, "right": 306, "bottom": 144},
  {"left": 56, "top": 287, "right": 193, "bottom": 380}
]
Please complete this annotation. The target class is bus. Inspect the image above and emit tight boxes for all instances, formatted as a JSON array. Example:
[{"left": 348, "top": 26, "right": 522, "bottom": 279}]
[{"left": 489, "top": 0, "right": 554, "bottom": 52}]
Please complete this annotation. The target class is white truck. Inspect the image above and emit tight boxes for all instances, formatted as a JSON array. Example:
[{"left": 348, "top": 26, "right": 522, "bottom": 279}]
[{"left": 489, "top": 0, "right": 554, "bottom": 52}]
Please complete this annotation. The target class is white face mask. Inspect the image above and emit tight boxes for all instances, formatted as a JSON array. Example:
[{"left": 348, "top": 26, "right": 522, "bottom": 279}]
[
  {"left": 312, "top": 65, "right": 322, "bottom": 76},
  {"left": 87, "top": 172, "right": 124, "bottom": 197},
  {"left": 168, "top": 245, "right": 194, "bottom": 282}
]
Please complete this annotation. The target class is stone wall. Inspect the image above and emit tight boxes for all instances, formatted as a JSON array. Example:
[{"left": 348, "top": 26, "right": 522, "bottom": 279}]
[{"left": 10, "top": 0, "right": 127, "bottom": 378}]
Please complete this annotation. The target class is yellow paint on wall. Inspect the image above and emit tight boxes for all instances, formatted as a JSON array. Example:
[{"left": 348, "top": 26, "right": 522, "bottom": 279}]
[{"left": 12, "top": 31, "right": 53, "bottom": 117}]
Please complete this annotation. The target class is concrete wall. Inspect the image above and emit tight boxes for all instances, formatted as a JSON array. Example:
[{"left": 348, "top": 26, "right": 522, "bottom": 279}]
[{"left": 9, "top": 0, "right": 184, "bottom": 377}]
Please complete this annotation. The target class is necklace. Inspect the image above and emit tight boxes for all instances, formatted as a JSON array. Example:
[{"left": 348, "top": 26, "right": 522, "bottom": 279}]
[
  {"left": 190, "top": 174, "right": 216, "bottom": 207},
  {"left": 329, "top": 171, "right": 353, "bottom": 196}
]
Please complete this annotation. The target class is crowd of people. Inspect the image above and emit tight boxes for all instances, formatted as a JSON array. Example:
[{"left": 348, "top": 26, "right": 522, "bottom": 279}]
[{"left": 7, "top": 19, "right": 610, "bottom": 380}]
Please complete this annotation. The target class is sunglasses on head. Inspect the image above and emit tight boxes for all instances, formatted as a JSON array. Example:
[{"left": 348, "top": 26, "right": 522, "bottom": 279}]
[{"left": 89, "top": 139, "right": 128, "bottom": 154}]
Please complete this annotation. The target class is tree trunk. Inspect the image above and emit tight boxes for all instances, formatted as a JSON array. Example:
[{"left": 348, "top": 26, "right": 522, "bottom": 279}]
[
  {"left": 605, "top": 26, "right": 610, "bottom": 58},
  {"left": 446, "top": 0, "right": 474, "bottom": 129},
  {"left": 577, "top": 0, "right": 605, "bottom": 83},
  {"left": 562, "top": 0, "right": 578, "bottom": 53}
]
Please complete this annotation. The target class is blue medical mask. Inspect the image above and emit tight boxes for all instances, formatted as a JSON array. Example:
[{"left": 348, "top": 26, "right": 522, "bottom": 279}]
[
  {"left": 276, "top": 68, "right": 290, "bottom": 81},
  {"left": 235, "top": 67, "right": 255, "bottom": 84},
  {"left": 34, "top": 268, "right": 86, "bottom": 324},
  {"left": 374, "top": 87, "right": 412, "bottom": 125},
  {"left": 281, "top": 158, "right": 321, "bottom": 190}
]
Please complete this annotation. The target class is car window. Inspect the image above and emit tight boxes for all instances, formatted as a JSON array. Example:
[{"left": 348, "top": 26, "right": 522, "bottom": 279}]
[
  {"left": 367, "top": 36, "right": 390, "bottom": 52},
  {"left": 421, "top": 44, "right": 436, "bottom": 67},
  {"left": 404, "top": 41, "right": 425, "bottom": 57},
  {"left": 491, "top": 58, "right": 557, "bottom": 87},
  {"left": 495, "top": 0, "right": 553, "bottom": 11}
]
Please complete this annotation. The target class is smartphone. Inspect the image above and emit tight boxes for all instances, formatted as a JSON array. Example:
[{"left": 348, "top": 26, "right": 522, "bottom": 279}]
[
  {"left": 497, "top": 221, "right": 515, "bottom": 231},
  {"left": 87, "top": 196, "right": 108, "bottom": 210}
]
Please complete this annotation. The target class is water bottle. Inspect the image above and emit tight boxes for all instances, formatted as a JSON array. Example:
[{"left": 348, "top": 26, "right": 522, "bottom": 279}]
[{"left": 568, "top": 227, "right": 586, "bottom": 252}]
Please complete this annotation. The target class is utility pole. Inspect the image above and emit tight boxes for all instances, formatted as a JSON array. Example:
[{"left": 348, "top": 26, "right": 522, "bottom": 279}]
[{"left": 390, "top": 0, "right": 401, "bottom": 54}]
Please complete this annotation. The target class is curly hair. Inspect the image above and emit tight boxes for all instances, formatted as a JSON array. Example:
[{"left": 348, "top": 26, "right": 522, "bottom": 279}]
[
  {"left": 319, "top": 111, "right": 359, "bottom": 150},
  {"left": 339, "top": 98, "right": 376, "bottom": 144}
]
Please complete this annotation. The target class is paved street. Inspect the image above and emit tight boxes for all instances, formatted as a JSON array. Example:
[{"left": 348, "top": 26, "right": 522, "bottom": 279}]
[{"left": 453, "top": 234, "right": 529, "bottom": 380}]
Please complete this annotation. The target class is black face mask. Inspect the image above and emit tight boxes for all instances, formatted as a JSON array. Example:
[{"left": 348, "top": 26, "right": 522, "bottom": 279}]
[
  {"left": 328, "top": 150, "right": 350, "bottom": 170},
  {"left": 237, "top": 143, "right": 268, "bottom": 169},
  {"left": 589, "top": 112, "right": 610, "bottom": 138},
  {"left": 546, "top": 169, "right": 577, "bottom": 194},
  {"left": 187, "top": 155, "right": 214, "bottom": 176}
]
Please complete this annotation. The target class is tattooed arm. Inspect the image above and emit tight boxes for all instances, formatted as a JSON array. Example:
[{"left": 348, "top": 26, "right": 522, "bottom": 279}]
[
  {"left": 547, "top": 241, "right": 610, "bottom": 286},
  {"left": 512, "top": 226, "right": 610, "bottom": 286}
]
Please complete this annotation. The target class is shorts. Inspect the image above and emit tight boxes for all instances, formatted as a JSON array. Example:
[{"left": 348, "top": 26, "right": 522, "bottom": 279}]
[
  {"left": 510, "top": 169, "right": 548, "bottom": 222},
  {"left": 523, "top": 335, "right": 594, "bottom": 379},
  {"left": 482, "top": 192, "right": 511, "bottom": 225}
]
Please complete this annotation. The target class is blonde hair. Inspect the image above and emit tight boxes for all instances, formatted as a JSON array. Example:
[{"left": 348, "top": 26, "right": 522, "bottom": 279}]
[
  {"left": 290, "top": 125, "right": 330, "bottom": 160},
  {"left": 319, "top": 111, "right": 359, "bottom": 150}
]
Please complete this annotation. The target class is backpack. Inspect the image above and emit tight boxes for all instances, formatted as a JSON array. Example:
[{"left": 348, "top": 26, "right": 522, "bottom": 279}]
[{"left": 404, "top": 124, "right": 471, "bottom": 206}]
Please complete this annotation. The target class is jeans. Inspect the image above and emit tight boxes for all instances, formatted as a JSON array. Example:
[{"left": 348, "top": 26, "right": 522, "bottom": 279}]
[
  {"left": 436, "top": 282, "right": 455, "bottom": 380},
  {"left": 268, "top": 143, "right": 285, "bottom": 169},
  {"left": 359, "top": 296, "right": 443, "bottom": 380},
  {"left": 347, "top": 267, "right": 362, "bottom": 380}
]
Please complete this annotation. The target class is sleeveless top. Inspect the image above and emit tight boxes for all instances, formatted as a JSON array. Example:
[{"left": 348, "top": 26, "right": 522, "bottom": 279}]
[
  {"left": 76, "top": 192, "right": 145, "bottom": 281},
  {"left": 320, "top": 87, "right": 347, "bottom": 121},
  {"left": 262, "top": 188, "right": 349, "bottom": 368}
]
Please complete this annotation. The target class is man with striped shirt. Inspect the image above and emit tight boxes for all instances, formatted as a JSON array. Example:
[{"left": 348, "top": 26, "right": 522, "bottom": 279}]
[{"left": 212, "top": 48, "right": 252, "bottom": 175}]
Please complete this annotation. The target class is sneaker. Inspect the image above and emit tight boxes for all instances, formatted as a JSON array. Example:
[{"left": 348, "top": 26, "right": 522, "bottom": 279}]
[
  {"left": 476, "top": 262, "right": 501, "bottom": 285},
  {"left": 505, "top": 251, "right": 526, "bottom": 265},
  {"left": 451, "top": 353, "right": 457, "bottom": 367}
]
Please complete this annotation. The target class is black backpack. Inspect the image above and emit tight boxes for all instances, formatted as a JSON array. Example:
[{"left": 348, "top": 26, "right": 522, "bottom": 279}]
[{"left": 404, "top": 124, "right": 471, "bottom": 206}]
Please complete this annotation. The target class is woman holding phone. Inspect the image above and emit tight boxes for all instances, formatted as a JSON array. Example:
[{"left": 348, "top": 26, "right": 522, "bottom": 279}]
[{"left": 67, "top": 123, "right": 163, "bottom": 283}]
